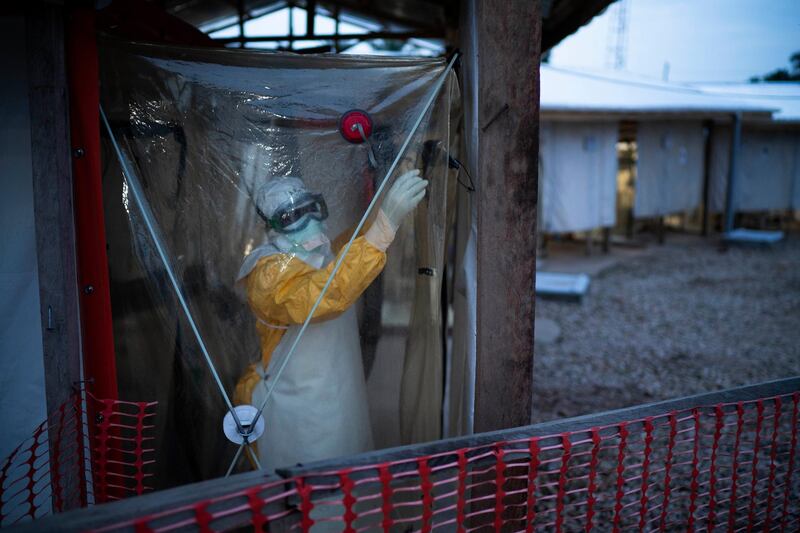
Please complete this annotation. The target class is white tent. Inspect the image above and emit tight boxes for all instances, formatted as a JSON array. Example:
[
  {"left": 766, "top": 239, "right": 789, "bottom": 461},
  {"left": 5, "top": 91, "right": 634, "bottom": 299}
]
[
  {"left": 634, "top": 121, "right": 705, "bottom": 218},
  {"left": 697, "top": 83, "right": 800, "bottom": 123},
  {"left": 539, "top": 66, "right": 775, "bottom": 230},
  {"left": 695, "top": 83, "right": 800, "bottom": 214},
  {"left": 539, "top": 121, "right": 617, "bottom": 233},
  {"left": 541, "top": 66, "right": 771, "bottom": 117}
]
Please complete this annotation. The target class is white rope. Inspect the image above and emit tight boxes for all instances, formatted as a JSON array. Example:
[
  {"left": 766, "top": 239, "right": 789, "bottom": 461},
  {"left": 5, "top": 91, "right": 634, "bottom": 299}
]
[
  {"left": 245, "top": 445, "right": 262, "bottom": 470},
  {"left": 100, "top": 107, "right": 246, "bottom": 435},
  {"left": 257, "top": 317, "right": 290, "bottom": 330},
  {"left": 246, "top": 53, "right": 459, "bottom": 442},
  {"left": 225, "top": 444, "right": 245, "bottom": 477}
]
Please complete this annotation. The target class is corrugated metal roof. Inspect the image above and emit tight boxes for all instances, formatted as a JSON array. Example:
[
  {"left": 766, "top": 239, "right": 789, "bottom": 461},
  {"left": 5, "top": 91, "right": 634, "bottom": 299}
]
[
  {"left": 164, "top": 0, "right": 613, "bottom": 51},
  {"left": 694, "top": 83, "right": 800, "bottom": 123},
  {"left": 541, "top": 65, "right": 776, "bottom": 118}
]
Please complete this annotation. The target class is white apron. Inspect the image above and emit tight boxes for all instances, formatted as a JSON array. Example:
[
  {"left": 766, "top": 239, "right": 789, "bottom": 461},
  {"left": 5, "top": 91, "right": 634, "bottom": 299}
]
[{"left": 252, "top": 306, "right": 374, "bottom": 472}]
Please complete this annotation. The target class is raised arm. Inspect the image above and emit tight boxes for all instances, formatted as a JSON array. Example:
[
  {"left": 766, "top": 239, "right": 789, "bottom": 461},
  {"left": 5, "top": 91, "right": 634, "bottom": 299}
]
[{"left": 244, "top": 169, "right": 428, "bottom": 325}]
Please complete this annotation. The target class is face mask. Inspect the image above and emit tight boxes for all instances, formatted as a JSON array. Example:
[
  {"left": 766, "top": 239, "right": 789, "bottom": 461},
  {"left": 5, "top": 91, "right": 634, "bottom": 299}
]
[
  {"left": 299, "top": 233, "right": 330, "bottom": 251},
  {"left": 287, "top": 219, "right": 330, "bottom": 253}
]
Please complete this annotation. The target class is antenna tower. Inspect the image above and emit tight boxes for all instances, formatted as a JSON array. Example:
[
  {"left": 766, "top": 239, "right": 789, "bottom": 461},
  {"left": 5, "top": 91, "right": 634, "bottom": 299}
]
[{"left": 606, "top": 0, "right": 629, "bottom": 70}]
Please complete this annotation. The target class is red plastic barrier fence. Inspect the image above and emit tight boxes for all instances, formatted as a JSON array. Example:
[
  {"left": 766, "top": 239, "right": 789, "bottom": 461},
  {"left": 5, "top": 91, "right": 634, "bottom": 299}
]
[
  {"left": 91, "top": 390, "right": 798, "bottom": 532},
  {"left": 0, "top": 393, "right": 157, "bottom": 527}
]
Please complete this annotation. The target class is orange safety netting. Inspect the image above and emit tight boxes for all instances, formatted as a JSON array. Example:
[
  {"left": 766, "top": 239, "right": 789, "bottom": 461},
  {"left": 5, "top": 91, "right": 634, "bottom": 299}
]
[
  {"left": 93, "top": 391, "right": 799, "bottom": 532},
  {"left": 0, "top": 393, "right": 157, "bottom": 527}
]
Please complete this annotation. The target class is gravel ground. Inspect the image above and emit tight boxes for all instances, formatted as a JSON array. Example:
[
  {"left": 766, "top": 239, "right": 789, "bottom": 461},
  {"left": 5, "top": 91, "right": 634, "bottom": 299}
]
[{"left": 532, "top": 233, "right": 800, "bottom": 424}]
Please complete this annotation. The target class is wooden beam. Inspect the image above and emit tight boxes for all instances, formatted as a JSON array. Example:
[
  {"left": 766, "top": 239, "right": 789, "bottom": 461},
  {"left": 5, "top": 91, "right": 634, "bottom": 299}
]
[
  {"left": 317, "top": 0, "right": 446, "bottom": 32},
  {"left": 724, "top": 112, "right": 742, "bottom": 234},
  {"left": 542, "top": 0, "right": 614, "bottom": 51},
  {"left": 701, "top": 120, "right": 714, "bottom": 236},
  {"left": 283, "top": 376, "right": 800, "bottom": 475},
  {"left": 26, "top": 5, "right": 84, "bottom": 510},
  {"left": 20, "top": 376, "right": 799, "bottom": 531},
  {"left": 13, "top": 468, "right": 284, "bottom": 533},
  {"left": 306, "top": 0, "right": 316, "bottom": 35},
  {"left": 214, "top": 29, "right": 443, "bottom": 43},
  {"left": 237, "top": 0, "right": 246, "bottom": 47},
  {"left": 470, "top": 0, "right": 541, "bottom": 432}
]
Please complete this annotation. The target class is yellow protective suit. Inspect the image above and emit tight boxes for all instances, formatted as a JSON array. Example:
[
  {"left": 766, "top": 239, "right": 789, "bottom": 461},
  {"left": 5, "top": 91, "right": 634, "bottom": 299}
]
[
  {"left": 233, "top": 224, "right": 391, "bottom": 474},
  {"left": 234, "top": 234, "right": 385, "bottom": 405}
]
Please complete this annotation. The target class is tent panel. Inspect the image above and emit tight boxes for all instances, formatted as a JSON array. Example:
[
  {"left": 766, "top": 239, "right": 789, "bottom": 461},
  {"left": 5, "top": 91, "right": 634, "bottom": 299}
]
[
  {"left": 634, "top": 121, "right": 705, "bottom": 218},
  {"left": 708, "top": 127, "right": 800, "bottom": 214},
  {"left": 793, "top": 136, "right": 800, "bottom": 210},
  {"left": 737, "top": 131, "right": 797, "bottom": 212},
  {"left": 540, "top": 120, "right": 618, "bottom": 233}
]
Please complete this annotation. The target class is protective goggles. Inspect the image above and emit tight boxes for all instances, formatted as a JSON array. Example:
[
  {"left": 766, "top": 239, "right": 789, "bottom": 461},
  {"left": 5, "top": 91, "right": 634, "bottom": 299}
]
[{"left": 261, "top": 193, "right": 328, "bottom": 233}]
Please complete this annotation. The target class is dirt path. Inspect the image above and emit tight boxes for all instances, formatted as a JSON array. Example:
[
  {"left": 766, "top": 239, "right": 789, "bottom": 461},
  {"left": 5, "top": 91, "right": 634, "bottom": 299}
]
[{"left": 533, "top": 234, "right": 800, "bottom": 423}]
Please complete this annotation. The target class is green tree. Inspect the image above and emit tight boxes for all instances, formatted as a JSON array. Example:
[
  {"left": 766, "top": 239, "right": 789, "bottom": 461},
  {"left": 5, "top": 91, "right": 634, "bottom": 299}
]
[{"left": 751, "top": 51, "right": 800, "bottom": 82}]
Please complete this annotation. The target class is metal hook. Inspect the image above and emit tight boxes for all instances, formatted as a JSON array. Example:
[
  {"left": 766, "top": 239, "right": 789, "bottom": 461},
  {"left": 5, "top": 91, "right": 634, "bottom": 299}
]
[{"left": 354, "top": 122, "right": 378, "bottom": 168}]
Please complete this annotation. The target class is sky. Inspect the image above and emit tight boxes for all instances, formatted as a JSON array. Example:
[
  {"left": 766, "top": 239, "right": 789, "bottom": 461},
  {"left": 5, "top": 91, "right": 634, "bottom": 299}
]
[
  {"left": 548, "top": 0, "right": 800, "bottom": 83},
  {"left": 207, "top": 7, "right": 439, "bottom": 55}
]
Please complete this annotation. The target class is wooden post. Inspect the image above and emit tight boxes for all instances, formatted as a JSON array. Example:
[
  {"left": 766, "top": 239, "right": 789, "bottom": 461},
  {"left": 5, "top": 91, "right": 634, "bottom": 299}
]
[
  {"left": 288, "top": 1, "right": 294, "bottom": 50},
  {"left": 724, "top": 113, "right": 742, "bottom": 234},
  {"left": 333, "top": 4, "right": 341, "bottom": 53},
  {"left": 26, "top": 5, "right": 84, "bottom": 509},
  {"left": 469, "top": 0, "right": 540, "bottom": 432},
  {"left": 701, "top": 120, "right": 714, "bottom": 236},
  {"left": 306, "top": 0, "right": 316, "bottom": 36},
  {"left": 237, "top": 0, "right": 245, "bottom": 48}
]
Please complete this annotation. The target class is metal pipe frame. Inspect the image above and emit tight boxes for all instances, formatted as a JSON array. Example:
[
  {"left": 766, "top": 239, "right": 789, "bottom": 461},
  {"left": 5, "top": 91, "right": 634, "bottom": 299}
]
[{"left": 213, "top": 29, "right": 442, "bottom": 44}]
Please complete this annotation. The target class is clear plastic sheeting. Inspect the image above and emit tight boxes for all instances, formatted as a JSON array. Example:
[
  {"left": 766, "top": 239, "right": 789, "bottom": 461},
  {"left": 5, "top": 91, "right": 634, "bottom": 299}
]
[
  {"left": 539, "top": 121, "right": 618, "bottom": 233},
  {"left": 99, "top": 39, "right": 457, "bottom": 487},
  {"left": 709, "top": 126, "right": 800, "bottom": 213},
  {"left": 634, "top": 121, "right": 705, "bottom": 218}
]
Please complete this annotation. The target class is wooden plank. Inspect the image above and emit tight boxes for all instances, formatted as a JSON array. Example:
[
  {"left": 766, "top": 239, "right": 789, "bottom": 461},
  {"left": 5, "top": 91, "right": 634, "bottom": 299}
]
[
  {"left": 25, "top": 5, "right": 84, "bottom": 510},
  {"left": 701, "top": 120, "right": 714, "bottom": 236},
  {"left": 542, "top": 0, "right": 615, "bottom": 51},
  {"left": 471, "top": 0, "right": 541, "bottom": 433},
  {"left": 11, "top": 469, "right": 285, "bottom": 533},
  {"left": 724, "top": 112, "right": 743, "bottom": 233},
  {"left": 214, "top": 29, "right": 444, "bottom": 44},
  {"left": 14, "top": 377, "right": 799, "bottom": 531},
  {"left": 281, "top": 376, "right": 800, "bottom": 477}
]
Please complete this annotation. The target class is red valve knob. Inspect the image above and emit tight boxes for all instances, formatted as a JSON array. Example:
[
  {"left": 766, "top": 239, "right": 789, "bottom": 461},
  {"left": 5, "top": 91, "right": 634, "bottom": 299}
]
[{"left": 339, "top": 109, "right": 373, "bottom": 144}]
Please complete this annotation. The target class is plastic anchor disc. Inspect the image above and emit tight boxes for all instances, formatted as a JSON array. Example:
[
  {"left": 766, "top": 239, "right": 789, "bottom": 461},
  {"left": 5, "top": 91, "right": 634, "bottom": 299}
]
[
  {"left": 223, "top": 405, "right": 266, "bottom": 445},
  {"left": 339, "top": 109, "right": 373, "bottom": 144}
]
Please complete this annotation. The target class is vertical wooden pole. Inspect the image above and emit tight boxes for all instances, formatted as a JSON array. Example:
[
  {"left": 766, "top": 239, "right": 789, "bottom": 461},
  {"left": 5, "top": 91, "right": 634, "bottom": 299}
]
[
  {"left": 237, "top": 0, "right": 245, "bottom": 48},
  {"left": 306, "top": 0, "right": 316, "bottom": 36},
  {"left": 701, "top": 120, "right": 714, "bottom": 236},
  {"left": 26, "top": 5, "right": 84, "bottom": 509},
  {"left": 472, "top": 0, "right": 540, "bottom": 432},
  {"left": 724, "top": 113, "right": 742, "bottom": 234},
  {"left": 288, "top": 2, "right": 294, "bottom": 50},
  {"left": 333, "top": 5, "right": 341, "bottom": 53}
]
